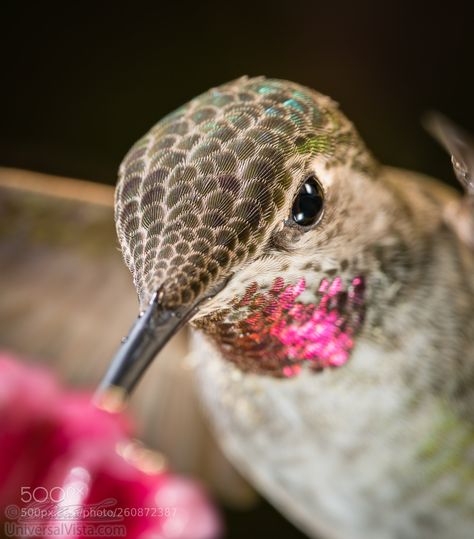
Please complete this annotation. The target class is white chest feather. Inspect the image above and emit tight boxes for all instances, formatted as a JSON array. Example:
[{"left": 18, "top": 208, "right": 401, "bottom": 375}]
[{"left": 190, "top": 331, "right": 474, "bottom": 539}]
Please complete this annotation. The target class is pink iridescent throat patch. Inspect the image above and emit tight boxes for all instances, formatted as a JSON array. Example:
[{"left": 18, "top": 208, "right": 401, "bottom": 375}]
[{"left": 201, "top": 276, "right": 365, "bottom": 378}]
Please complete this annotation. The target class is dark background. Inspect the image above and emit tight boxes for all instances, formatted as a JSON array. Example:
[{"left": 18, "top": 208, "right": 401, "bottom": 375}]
[
  {"left": 1, "top": 2, "right": 473, "bottom": 538},
  {"left": 2, "top": 2, "right": 474, "bottom": 191}
]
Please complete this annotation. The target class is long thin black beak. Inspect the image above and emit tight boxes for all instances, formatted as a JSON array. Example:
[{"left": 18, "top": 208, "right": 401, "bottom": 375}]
[
  {"left": 94, "top": 291, "right": 199, "bottom": 405},
  {"left": 93, "top": 277, "right": 229, "bottom": 407}
]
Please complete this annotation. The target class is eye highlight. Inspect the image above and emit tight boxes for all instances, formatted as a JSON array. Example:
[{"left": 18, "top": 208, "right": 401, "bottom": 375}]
[{"left": 291, "top": 176, "right": 324, "bottom": 227}]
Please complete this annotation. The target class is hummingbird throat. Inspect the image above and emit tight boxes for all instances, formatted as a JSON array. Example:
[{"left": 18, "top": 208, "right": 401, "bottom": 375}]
[{"left": 194, "top": 275, "right": 366, "bottom": 378}]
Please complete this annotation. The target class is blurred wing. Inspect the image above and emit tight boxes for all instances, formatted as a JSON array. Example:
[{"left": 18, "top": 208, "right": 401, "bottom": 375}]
[
  {"left": 424, "top": 112, "right": 474, "bottom": 248},
  {"left": 424, "top": 112, "right": 474, "bottom": 192},
  {"left": 0, "top": 167, "right": 254, "bottom": 506}
]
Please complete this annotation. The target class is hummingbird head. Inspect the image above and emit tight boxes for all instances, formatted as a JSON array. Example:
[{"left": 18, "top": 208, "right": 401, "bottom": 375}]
[{"left": 103, "top": 76, "right": 415, "bottom": 394}]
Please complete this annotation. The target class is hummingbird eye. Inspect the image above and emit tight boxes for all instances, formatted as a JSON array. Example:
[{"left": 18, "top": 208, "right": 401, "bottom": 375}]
[{"left": 291, "top": 175, "right": 324, "bottom": 227}]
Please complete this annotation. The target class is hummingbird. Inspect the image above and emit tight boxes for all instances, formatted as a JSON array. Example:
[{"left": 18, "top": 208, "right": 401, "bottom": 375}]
[{"left": 96, "top": 77, "right": 474, "bottom": 539}]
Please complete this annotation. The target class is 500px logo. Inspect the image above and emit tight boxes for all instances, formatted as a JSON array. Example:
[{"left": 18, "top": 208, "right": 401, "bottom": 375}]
[{"left": 19, "top": 486, "right": 86, "bottom": 504}]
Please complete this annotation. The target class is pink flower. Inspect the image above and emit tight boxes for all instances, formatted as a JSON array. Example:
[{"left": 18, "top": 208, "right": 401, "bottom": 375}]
[{"left": 0, "top": 352, "right": 221, "bottom": 539}]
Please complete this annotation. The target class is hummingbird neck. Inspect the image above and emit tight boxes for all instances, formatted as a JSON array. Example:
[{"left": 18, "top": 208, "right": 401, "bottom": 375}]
[{"left": 193, "top": 274, "right": 366, "bottom": 377}]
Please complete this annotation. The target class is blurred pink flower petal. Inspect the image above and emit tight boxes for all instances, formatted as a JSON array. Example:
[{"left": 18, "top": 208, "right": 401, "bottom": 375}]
[{"left": 0, "top": 352, "right": 221, "bottom": 539}]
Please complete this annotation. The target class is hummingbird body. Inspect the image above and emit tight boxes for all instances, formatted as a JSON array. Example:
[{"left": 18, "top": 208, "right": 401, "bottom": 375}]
[
  {"left": 108, "top": 77, "right": 474, "bottom": 538},
  {"left": 192, "top": 169, "right": 474, "bottom": 539}
]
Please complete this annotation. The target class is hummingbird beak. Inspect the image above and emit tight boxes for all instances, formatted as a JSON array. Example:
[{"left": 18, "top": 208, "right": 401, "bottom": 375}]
[{"left": 94, "top": 279, "right": 228, "bottom": 406}]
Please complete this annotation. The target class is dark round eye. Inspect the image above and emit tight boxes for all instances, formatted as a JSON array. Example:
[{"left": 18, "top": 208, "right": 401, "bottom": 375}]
[{"left": 291, "top": 176, "right": 324, "bottom": 227}]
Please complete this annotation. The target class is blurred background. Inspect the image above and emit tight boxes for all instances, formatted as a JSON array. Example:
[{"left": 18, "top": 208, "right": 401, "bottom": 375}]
[
  {"left": 1, "top": 2, "right": 473, "bottom": 538},
  {"left": 1, "top": 1, "right": 473, "bottom": 187}
]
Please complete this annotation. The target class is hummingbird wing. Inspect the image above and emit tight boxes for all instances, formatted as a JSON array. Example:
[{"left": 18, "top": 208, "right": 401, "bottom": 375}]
[
  {"left": 424, "top": 112, "right": 474, "bottom": 248},
  {"left": 0, "top": 167, "right": 254, "bottom": 506}
]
